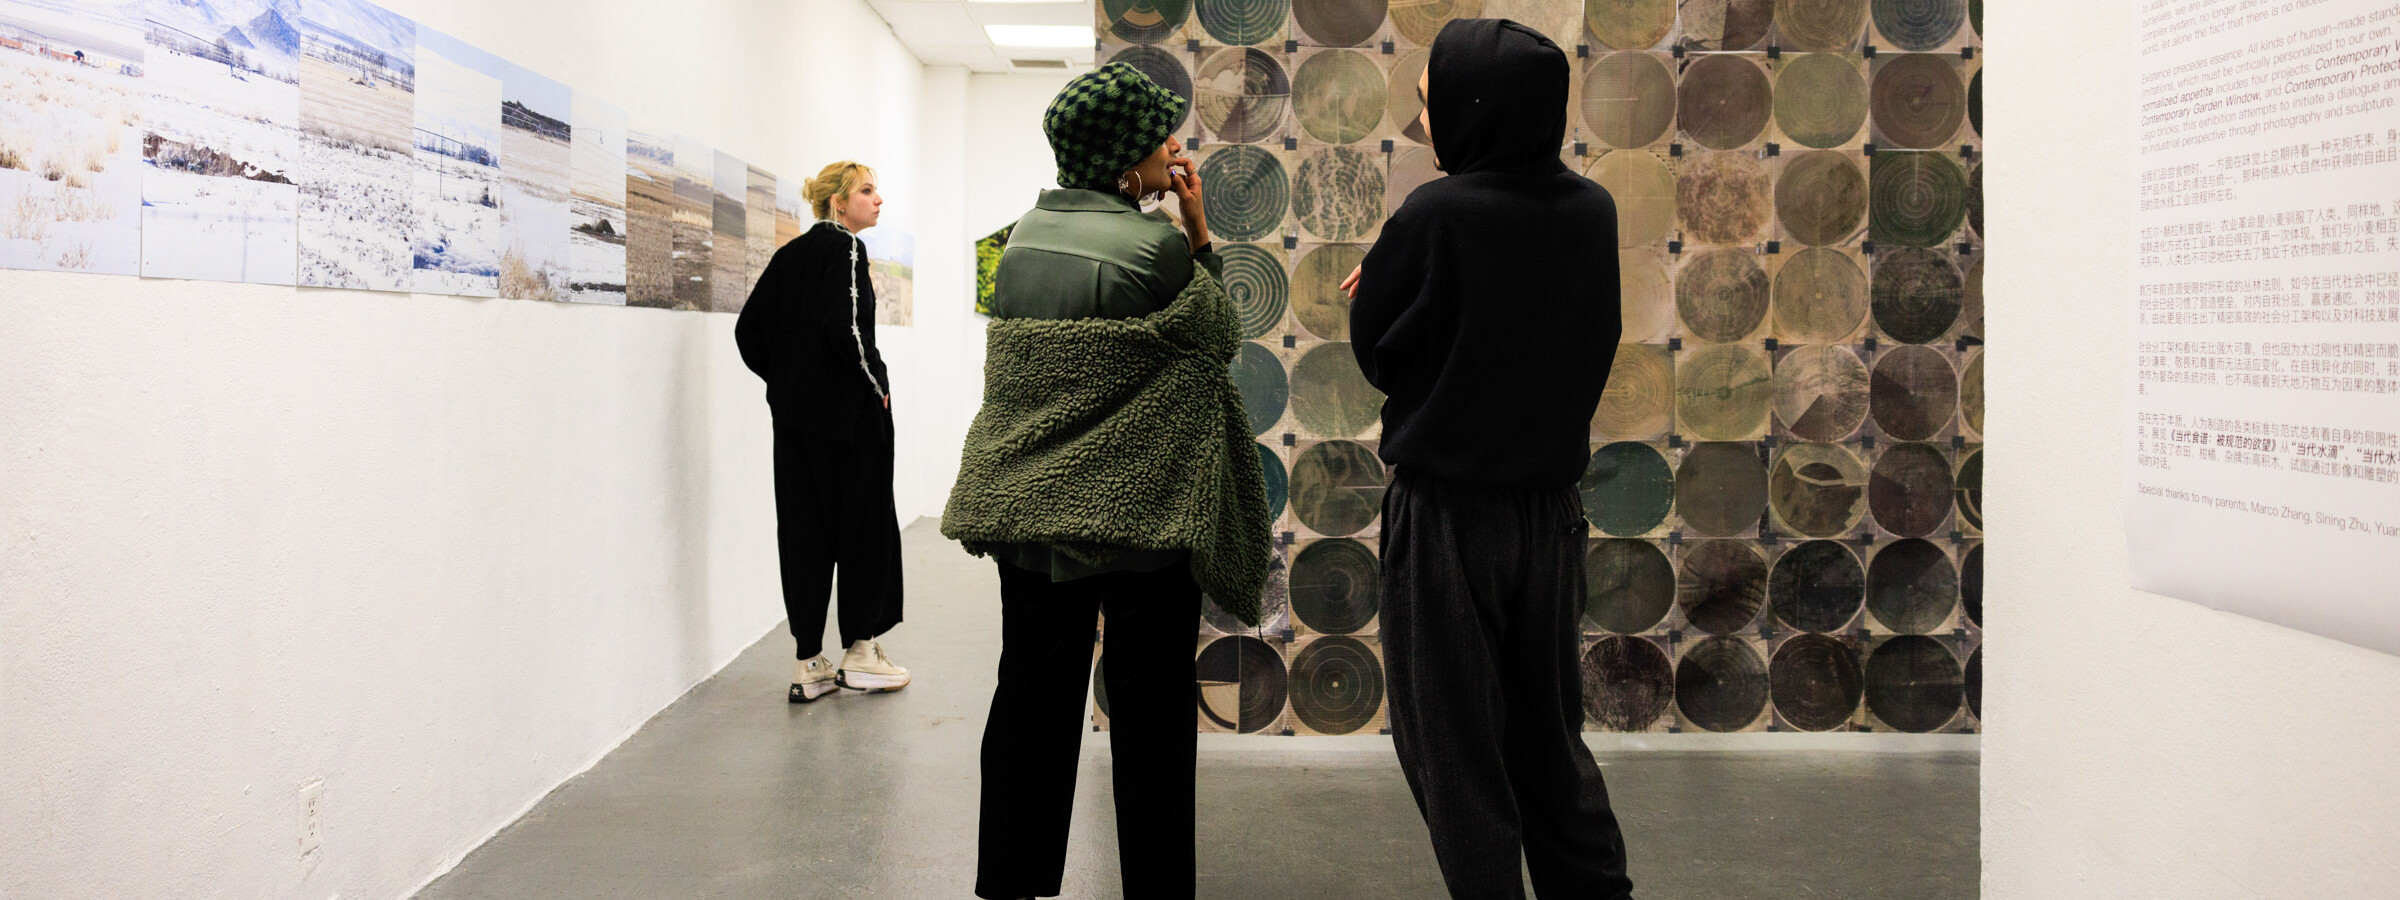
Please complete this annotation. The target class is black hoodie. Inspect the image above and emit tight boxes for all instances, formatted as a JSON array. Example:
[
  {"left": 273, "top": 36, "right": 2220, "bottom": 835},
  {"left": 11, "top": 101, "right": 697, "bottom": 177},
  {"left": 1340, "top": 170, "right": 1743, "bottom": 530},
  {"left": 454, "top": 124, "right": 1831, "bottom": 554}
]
[{"left": 1349, "top": 18, "right": 1621, "bottom": 487}]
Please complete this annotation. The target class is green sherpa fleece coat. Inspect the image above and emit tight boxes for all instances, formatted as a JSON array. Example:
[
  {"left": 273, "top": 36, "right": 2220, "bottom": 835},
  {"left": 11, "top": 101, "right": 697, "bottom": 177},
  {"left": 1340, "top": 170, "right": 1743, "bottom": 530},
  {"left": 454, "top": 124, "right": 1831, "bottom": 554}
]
[{"left": 941, "top": 268, "right": 1272, "bottom": 626}]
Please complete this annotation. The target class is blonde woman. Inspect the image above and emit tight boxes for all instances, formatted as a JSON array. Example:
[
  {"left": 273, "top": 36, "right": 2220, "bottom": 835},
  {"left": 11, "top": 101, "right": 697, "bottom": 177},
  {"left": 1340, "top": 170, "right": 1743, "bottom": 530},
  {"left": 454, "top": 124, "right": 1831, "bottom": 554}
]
[{"left": 733, "top": 161, "right": 909, "bottom": 703}]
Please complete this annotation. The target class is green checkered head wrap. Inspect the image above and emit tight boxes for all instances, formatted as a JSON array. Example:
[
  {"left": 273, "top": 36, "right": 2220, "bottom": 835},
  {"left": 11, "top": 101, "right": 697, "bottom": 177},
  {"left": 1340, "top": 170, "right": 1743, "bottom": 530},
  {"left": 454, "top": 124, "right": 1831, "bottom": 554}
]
[{"left": 1045, "top": 62, "right": 1187, "bottom": 192}]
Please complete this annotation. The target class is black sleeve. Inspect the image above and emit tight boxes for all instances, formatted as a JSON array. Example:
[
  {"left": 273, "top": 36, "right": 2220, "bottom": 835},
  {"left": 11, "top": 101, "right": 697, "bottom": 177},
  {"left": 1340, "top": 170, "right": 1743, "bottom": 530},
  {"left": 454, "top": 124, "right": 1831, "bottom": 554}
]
[
  {"left": 818, "top": 236, "right": 888, "bottom": 397},
  {"left": 733, "top": 246, "right": 791, "bottom": 381},
  {"left": 1349, "top": 205, "right": 1442, "bottom": 393}
]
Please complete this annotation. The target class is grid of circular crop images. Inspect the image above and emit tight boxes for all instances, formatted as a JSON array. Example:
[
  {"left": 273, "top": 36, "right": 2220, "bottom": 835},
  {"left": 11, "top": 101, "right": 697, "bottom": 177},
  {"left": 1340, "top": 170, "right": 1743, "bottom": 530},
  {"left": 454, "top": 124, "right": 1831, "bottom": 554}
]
[{"left": 1094, "top": 0, "right": 1985, "bottom": 737}]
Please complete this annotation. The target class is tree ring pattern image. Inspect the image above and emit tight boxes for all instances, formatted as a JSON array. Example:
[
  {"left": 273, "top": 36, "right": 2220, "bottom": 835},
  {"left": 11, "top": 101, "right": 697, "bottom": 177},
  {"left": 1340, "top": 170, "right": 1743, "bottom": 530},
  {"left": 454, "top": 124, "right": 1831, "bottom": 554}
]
[
  {"left": 1111, "top": 47, "right": 1195, "bottom": 134},
  {"left": 1587, "top": 539, "right": 1677, "bottom": 634},
  {"left": 1771, "top": 633, "right": 1865, "bottom": 731},
  {"left": 1775, "top": 0, "right": 1868, "bottom": 52},
  {"left": 1869, "top": 442, "right": 1954, "bottom": 536},
  {"left": 1770, "top": 442, "right": 1869, "bottom": 537},
  {"left": 1676, "top": 441, "right": 1770, "bottom": 537},
  {"left": 1964, "top": 643, "right": 1981, "bottom": 721},
  {"left": 1292, "top": 439, "right": 1387, "bottom": 536},
  {"left": 1683, "top": 0, "right": 1776, "bottom": 50},
  {"left": 1776, "top": 151, "right": 1867, "bottom": 247},
  {"left": 1967, "top": 160, "right": 1983, "bottom": 239},
  {"left": 1774, "top": 53, "right": 1869, "bottom": 148},
  {"left": 1207, "top": 546, "right": 1290, "bottom": 633},
  {"left": 1960, "top": 254, "right": 1985, "bottom": 338},
  {"left": 1220, "top": 243, "right": 1290, "bottom": 339},
  {"left": 1583, "top": 636, "right": 1676, "bottom": 730},
  {"left": 1233, "top": 340, "right": 1289, "bottom": 435},
  {"left": 1677, "top": 151, "right": 1772, "bottom": 246},
  {"left": 1680, "top": 539, "right": 1770, "bottom": 635},
  {"left": 1865, "top": 635, "right": 1962, "bottom": 732},
  {"left": 1487, "top": 0, "right": 1584, "bottom": 45},
  {"left": 1872, "top": 247, "right": 1963, "bottom": 344},
  {"left": 1677, "top": 55, "right": 1773, "bottom": 151},
  {"left": 1960, "top": 542, "right": 1983, "bottom": 627},
  {"left": 1868, "top": 151, "right": 1968, "bottom": 247},
  {"left": 1871, "top": 53, "right": 1967, "bottom": 149},
  {"left": 1586, "top": 0, "right": 1675, "bottom": 50},
  {"left": 1391, "top": 0, "right": 1485, "bottom": 45},
  {"left": 1290, "top": 636, "right": 1385, "bottom": 735},
  {"left": 1197, "top": 635, "right": 1289, "bottom": 733},
  {"left": 1955, "top": 448, "right": 1983, "bottom": 532},
  {"left": 1620, "top": 251, "right": 1679, "bottom": 343},
  {"left": 1870, "top": 343, "right": 1959, "bottom": 441},
  {"left": 1199, "top": 0, "right": 1290, "bottom": 46},
  {"left": 1774, "top": 247, "right": 1870, "bottom": 343},
  {"left": 1959, "top": 349, "right": 1985, "bottom": 438},
  {"left": 1582, "top": 441, "right": 1676, "bottom": 536},
  {"left": 1676, "top": 343, "right": 1773, "bottom": 441},
  {"left": 1106, "top": 0, "right": 1194, "bottom": 43},
  {"left": 1676, "top": 636, "right": 1770, "bottom": 732},
  {"left": 1200, "top": 145, "right": 1289, "bottom": 242},
  {"left": 1294, "top": 146, "right": 1386, "bottom": 242},
  {"left": 1770, "top": 539, "right": 1867, "bottom": 632},
  {"left": 1291, "top": 342, "right": 1385, "bottom": 437},
  {"left": 1866, "top": 537, "right": 1957, "bottom": 633},
  {"left": 1591, "top": 151, "right": 1678, "bottom": 247},
  {"left": 1871, "top": 0, "right": 1965, "bottom": 51},
  {"left": 1595, "top": 343, "right": 1676, "bottom": 440},
  {"left": 1387, "top": 50, "right": 1432, "bottom": 144},
  {"left": 1387, "top": 146, "right": 1446, "bottom": 212},
  {"left": 1295, "top": 0, "right": 1389, "bottom": 46},
  {"left": 1584, "top": 52, "right": 1677, "bottom": 149},
  {"left": 1294, "top": 50, "right": 1386, "bottom": 145},
  {"left": 1260, "top": 442, "right": 1290, "bottom": 521},
  {"left": 1676, "top": 249, "right": 1771, "bottom": 344},
  {"left": 1196, "top": 48, "right": 1292, "bottom": 145},
  {"left": 1292, "top": 538, "right": 1381, "bottom": 633},
  {"left": 1776, "top": 343, "right": 1872, "bottom": 441},
  {"left": 1293, "top": 244, "right": 1365, "bottom": 339}
]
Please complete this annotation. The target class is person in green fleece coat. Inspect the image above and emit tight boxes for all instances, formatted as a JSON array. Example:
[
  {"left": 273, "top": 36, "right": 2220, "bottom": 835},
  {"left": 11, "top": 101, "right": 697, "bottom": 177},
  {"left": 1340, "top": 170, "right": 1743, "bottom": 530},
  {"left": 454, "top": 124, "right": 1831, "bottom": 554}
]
[{"left": 942, "top": 63, "right": 1272, "bottom": 900}]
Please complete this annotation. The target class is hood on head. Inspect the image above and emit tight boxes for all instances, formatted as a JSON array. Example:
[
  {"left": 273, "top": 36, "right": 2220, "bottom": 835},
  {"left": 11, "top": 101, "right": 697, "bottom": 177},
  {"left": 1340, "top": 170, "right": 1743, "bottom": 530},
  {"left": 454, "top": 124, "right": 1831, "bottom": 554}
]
[{"left": 1427, "top": 18, "right": 1569, "bottom": 175}]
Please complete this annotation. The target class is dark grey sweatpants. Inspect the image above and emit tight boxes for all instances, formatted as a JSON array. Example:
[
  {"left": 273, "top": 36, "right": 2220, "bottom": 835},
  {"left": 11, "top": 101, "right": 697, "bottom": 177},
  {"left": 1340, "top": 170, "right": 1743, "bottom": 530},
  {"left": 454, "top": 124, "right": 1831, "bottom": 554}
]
[{"left": 1380, "top": 468, "right": 1635, "bottom": 899}]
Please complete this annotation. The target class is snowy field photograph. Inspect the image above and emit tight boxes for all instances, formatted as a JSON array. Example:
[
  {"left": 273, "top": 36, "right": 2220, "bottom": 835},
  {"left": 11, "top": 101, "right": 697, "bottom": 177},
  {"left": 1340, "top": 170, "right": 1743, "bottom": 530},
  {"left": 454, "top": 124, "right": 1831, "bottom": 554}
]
[
  {"left": 668, "top": 133, "right": 711, "bottom": 312},
  {"left": 294, "top": 0, "right": 412, "bottom": 291},
  {"left": 565, "top": 91, "right": 623, "bottom": 304},
  {"left": 708, "top": 149, "right": 745, "bottom": 313},
  {"left": 496, "top": 58, "right": 567, "bottom": 301},
  {"left": 139, "top": 0, "right": 300, "bottom": 284},
  {"left": 0, "top": 0, "right": 146, "bottom": 275},
  {"left": 408, "top": 26, "right": 499, "bottom": 296},
  {"left": 623, "top": 125, "right": 673, "bottom": 308}
]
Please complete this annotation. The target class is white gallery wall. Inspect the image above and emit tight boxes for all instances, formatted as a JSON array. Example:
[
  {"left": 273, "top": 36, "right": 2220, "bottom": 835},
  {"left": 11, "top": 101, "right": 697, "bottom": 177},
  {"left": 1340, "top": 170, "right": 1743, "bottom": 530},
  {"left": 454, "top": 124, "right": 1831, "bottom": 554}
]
[
  {"left": 0, "top": 0, "right": 929, "bottom": 897},
  {"left": 1985, "top": 1, "right": 2400, "bottom": 896}
]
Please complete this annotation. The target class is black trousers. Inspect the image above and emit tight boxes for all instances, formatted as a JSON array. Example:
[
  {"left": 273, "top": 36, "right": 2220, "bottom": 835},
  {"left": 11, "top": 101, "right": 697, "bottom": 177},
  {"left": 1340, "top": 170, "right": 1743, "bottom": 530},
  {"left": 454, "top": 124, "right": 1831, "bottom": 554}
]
[
  {"left": 1380, "top": 468, "right": 1634, "bottom": 900},
  {"left": 976, "top": 560, "right": 1200, "bottom": 900},
  {"left": 771, "top": 407, "right": 903, "bottom": 660}
]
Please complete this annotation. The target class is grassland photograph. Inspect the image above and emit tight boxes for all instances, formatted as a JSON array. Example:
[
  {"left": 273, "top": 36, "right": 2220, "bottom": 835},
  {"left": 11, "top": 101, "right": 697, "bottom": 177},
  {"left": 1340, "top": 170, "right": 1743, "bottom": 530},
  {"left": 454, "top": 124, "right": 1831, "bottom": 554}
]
[
  {"left": 622, "top": 125, "right": 674, "bottom": 308},
  {"left": 668, "top": 133, "right": 711, "bottom": 312},
  {"left": 709, "top": 150, "right": 746, "bottom": 313},
  {"left": 0, "top": 0, "right": 147, "bottom": 275}
]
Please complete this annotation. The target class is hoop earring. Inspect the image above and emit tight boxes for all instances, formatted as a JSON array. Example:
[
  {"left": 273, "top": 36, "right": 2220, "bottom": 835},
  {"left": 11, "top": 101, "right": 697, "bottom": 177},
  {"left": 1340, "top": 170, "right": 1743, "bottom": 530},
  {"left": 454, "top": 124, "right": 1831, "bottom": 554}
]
[{"left": 1119, "top": 171, "right": 1144, "bottom": 200}]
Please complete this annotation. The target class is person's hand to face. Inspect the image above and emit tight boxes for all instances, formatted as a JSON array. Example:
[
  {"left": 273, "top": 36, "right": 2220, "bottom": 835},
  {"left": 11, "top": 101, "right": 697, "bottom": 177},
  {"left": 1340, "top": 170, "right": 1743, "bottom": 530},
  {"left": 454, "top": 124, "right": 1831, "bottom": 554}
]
[
  {"left": 1129, "top": 137, "right": 1211, "bottom": 252},
  {"left": 1341, "top": 67, "right": 1429, "bottom": 300}
]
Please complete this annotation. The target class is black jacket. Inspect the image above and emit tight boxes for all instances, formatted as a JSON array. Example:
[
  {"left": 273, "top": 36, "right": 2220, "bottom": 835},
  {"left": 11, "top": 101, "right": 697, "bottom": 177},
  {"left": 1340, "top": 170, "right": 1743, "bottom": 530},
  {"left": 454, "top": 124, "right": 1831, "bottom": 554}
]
[
  {"left": 735, "top": 221, "right": 891, "bottom": 440},
  {"left": 1350, "top": 18, "right": 1621, "bottom": 487}
]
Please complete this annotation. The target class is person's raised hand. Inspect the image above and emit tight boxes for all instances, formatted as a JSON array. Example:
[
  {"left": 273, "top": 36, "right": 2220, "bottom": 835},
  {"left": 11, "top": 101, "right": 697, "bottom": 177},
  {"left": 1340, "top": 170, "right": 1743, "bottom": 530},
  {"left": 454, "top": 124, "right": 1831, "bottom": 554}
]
[
  {"left": 1340, "top": 264, "right": 1361, "bottom": 300},
  {"left": 1170, "top": 155, "right": 1210, "bottom": 250}
]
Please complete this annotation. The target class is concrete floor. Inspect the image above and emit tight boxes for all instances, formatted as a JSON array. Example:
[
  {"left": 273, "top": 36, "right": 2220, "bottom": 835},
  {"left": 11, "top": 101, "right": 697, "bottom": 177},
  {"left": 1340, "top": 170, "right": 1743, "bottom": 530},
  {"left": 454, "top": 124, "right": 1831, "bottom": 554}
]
[{"left": 417, "top": 521, "right": 1978, "bottom": 899}]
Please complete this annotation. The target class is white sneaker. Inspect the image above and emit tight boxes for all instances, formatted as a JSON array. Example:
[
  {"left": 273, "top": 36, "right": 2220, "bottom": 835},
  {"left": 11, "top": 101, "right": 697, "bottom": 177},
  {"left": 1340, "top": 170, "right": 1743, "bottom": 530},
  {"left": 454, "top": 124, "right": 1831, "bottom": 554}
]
[
  {"left": 837, "top": 639, "right": 910, "bottom": 692},
  {"left": 790, "top": 656, "right": 838, "bottom": 704}
]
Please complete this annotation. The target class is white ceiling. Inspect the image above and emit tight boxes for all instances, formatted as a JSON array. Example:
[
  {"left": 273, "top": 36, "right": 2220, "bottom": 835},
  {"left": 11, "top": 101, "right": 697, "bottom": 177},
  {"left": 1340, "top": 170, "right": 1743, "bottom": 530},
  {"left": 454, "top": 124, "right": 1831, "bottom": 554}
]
[{"left": 865, "top": 0, "right": 1099, "bottom": 74}]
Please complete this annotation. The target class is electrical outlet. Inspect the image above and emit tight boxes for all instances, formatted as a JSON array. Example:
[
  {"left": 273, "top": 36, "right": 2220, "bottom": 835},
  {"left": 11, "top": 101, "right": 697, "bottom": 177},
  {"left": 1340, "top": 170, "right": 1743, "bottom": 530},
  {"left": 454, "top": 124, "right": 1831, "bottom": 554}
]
[{"left": 299, "top": 778, "right": 326, "bottom": 865}]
